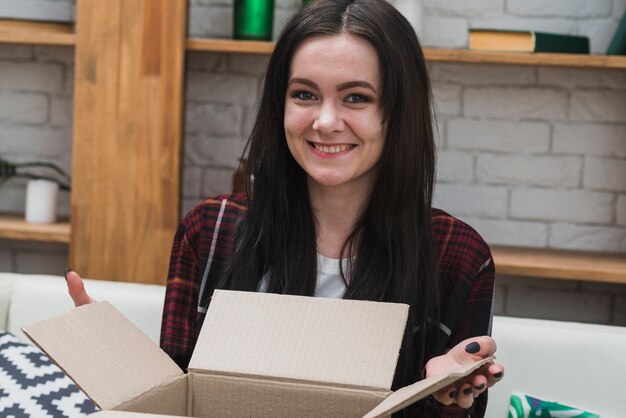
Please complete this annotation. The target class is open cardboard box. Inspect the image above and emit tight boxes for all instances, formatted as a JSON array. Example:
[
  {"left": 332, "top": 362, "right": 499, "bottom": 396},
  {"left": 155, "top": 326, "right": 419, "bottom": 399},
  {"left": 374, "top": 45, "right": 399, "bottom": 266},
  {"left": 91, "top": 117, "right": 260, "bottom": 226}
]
[{"left": 23, "top": 290, "right": 491, "bottom": 417}]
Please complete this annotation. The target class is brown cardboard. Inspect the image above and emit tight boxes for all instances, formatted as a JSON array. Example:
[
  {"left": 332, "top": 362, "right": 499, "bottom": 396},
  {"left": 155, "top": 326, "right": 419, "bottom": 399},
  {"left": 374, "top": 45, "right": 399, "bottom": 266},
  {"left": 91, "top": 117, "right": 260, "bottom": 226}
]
[
  {"left": 23, "top": 290, "right": 492, "bottom": 417},
  {"left": 22, "top": 301, "right": 183, "bottom": 410}
]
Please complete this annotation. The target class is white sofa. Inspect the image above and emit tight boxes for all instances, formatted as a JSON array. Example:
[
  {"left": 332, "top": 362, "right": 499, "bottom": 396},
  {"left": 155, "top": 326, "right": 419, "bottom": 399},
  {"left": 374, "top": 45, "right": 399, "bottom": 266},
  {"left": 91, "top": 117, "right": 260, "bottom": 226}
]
[{"left": 1, "top": 272, "right": 625, "bottom": 417}]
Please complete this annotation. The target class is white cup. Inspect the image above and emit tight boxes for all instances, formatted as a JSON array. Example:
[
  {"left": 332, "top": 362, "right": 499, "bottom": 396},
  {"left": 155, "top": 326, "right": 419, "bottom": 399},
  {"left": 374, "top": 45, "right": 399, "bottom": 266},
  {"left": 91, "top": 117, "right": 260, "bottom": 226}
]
[{"left": 25, "top": 179, "right": 59, "bottom": 224}]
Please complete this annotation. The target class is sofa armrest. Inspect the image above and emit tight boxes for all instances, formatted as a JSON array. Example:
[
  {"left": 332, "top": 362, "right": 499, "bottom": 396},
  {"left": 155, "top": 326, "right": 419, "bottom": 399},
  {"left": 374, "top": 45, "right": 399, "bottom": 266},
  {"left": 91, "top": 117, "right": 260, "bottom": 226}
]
[
  {"left": 1, "top": 273, "right": 165, "bottom": 345},
  {"left": 486, "top": 315, "right": 626, "bottom": 417}
]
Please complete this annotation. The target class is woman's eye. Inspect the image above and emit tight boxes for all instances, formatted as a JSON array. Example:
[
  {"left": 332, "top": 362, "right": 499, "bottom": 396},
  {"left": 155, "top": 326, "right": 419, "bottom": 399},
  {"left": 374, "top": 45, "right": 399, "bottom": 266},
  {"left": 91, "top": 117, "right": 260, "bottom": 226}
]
[
  {"left": 293, "top": 91, "right": 317, "bottom": 101},
  {"left": 346, "top": 94, "right": 369, "bottom": 104}
]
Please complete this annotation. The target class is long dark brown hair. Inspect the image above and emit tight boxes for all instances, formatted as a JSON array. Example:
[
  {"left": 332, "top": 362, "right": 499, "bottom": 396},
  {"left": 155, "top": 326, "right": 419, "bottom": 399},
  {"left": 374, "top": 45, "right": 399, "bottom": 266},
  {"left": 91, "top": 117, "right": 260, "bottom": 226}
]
[{"left": 221, "top": 0, "right": 439, "bottom": 391}]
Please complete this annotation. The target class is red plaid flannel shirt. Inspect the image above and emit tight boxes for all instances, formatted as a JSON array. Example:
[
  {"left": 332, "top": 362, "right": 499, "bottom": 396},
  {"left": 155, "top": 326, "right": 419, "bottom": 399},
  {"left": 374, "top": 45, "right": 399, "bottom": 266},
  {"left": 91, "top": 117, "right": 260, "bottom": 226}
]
[{"left": 161, "top": 193, "right": 495, "bottom": 417}]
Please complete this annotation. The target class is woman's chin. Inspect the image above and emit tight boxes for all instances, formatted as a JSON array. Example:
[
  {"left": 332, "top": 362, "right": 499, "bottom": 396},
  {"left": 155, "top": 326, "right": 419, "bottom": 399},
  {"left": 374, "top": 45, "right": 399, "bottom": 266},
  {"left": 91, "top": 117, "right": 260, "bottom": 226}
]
[{"left": 307, "top": 174, "right": 349, "bottom": 188}]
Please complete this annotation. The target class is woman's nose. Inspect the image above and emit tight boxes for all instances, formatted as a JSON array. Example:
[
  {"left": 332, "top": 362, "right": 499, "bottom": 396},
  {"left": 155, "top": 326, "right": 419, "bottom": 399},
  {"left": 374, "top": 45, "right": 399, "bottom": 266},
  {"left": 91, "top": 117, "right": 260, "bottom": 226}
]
[{"left": 312, "top": 103, "right": 345, "bottom": 134}]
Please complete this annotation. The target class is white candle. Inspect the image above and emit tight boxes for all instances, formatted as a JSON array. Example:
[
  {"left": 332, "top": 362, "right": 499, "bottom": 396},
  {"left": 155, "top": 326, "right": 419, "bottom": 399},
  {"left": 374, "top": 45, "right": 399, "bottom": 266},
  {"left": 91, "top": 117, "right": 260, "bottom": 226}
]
[{"left": 25, "top": 179, "right": 59, "bottom": 224}]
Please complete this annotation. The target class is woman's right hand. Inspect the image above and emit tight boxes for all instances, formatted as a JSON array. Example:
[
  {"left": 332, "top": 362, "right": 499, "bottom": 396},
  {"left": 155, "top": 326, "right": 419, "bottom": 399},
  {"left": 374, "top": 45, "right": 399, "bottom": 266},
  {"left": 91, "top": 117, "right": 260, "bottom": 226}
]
[{"left": 65, "top": 269, "right": 96, "bottom": 306}]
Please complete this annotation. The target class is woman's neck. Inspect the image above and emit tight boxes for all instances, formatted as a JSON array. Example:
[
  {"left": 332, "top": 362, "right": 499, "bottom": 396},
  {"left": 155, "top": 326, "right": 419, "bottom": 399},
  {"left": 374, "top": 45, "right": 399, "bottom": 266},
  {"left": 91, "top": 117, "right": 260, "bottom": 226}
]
[{"left": 308, "top": 180, "right": 372, "bottom": 259}]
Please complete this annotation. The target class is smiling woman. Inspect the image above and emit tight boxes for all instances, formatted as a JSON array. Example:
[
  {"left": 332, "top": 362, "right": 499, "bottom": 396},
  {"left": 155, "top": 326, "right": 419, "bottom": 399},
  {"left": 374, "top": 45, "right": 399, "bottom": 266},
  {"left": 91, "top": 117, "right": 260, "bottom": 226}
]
[{"left": 66, "top": 1, "right": 504, "bottom": 416}]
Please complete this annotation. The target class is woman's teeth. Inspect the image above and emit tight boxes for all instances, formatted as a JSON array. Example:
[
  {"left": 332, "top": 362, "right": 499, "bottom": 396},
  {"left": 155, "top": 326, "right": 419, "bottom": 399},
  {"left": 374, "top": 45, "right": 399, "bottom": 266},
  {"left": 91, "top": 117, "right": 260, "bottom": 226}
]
[{"left": 312, "top": 143, "right": 354, "bottom": 154}]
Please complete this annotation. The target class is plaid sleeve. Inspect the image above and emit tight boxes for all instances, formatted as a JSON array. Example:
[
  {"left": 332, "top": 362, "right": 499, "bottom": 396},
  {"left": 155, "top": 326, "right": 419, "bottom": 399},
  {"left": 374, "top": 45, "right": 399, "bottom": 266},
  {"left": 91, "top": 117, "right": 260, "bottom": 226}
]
[
  {"left": 420, "top": 210, "right": 496, "bottom": 417},
  {"left": 159, "top": 209, "right": 202, "bottom": 371},
  {"left": 160, "top": 194, "right": 245, "bottom": 371}
]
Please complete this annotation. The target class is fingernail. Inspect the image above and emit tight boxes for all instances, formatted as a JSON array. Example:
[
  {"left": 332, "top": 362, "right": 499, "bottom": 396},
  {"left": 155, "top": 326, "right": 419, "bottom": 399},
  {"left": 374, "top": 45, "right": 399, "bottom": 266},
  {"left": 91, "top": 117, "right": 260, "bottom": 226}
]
[
  {"left": 64, "top": 267, "right": 72, "bottom": 280},
  {"left": 493, "top": 372, "right": 503, "bottom": 379},
  {"left": 463, "top": 387, "right": 473, "bottom": 396},
  {"left": 465, "top": 342, "right": 480, "bottom": 353},
  {"left": 449, "top": 390, "right": 458, "bottom": 398},
  {"left": 474, "top": 383, "right": 485, "bottom": 390}
]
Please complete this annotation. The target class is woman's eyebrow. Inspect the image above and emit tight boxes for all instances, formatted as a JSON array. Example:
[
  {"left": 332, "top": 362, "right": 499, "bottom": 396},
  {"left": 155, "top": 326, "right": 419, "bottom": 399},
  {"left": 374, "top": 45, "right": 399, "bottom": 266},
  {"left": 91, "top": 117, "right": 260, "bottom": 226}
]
[
  {"left": 337, "top": 81, "right": 377, "bottom": 94},
  {"left": 288, "top": 78, "right": 319, "bottom": 90}
]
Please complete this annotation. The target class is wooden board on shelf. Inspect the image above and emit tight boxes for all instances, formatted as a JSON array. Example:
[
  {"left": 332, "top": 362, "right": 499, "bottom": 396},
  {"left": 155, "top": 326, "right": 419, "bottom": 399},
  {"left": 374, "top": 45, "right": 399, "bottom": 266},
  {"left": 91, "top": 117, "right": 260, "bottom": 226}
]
[
  {"left": 492, "top": 246, "right": 626, "bottom": 284},
  {"left": 186, "top": 38, "right": 274, "bottom": 54},
  {"left": 0, "top": 215, "right": 70, "bottom": 243},
  {"left": 70, "top": 0, "right": 186, "bottom": 284},
  {"left": 0, "top": 18, "right": 75, "bottom": 46},
  {"left": 424, "top": 48, "right": 626, "bottom": 70}
]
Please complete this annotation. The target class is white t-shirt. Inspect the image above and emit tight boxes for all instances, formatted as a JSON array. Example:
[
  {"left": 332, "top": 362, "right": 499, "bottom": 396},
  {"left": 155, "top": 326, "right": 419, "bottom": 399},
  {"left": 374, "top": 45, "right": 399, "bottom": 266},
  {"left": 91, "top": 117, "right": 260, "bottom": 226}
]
[{"left": 257, "top": 254, "right": 347, "bottom": 298}]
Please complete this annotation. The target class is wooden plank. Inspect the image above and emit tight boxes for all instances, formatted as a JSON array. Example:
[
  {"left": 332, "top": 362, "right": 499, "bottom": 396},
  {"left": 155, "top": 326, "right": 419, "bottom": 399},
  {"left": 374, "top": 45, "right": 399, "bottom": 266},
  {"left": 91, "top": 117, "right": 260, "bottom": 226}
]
[
  {"left": 0, "top": 215, "right": 70, "bottom": 243},
  {"left": 186, "top": 38, "right": 274, "bottom": 54},
  {"left": 70, "top": 0, "right": 186, "bottom": 284},
  {"left": 492, "top": 246, "right": 626, "bottom": 284},
  {"left": 0, "top": 31, "right": 75, "bottom": 46},
  {"left": 0, "top": 18, "right": 75, "bottom": 45},
  {"left": 0, "top": 18, "right": 73, "bottom": 33},
  {"left": 424, "top": 49, "right": 626, "bottom": 69}
]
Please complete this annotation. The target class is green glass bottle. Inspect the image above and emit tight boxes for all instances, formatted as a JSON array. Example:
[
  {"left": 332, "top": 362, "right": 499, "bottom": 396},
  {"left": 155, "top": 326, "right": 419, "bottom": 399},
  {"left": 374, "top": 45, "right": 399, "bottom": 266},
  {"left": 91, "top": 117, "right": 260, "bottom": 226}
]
[{"left": 233, "top": 0, "right": 275, "bottom": 41}]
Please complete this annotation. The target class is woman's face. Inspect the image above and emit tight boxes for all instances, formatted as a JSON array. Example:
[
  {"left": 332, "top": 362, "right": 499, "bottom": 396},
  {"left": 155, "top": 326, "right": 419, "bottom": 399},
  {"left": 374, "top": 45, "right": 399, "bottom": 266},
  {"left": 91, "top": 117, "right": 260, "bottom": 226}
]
[{"left": 284, "top": 33, "right": 384, "bottom": 193}]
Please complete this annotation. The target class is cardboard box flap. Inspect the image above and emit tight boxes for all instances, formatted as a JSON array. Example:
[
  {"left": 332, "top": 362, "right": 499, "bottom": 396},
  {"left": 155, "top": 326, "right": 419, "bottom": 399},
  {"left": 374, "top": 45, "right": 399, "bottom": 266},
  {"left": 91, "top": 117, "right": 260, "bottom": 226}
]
[
  {"left": 22, "top": 301, "right": 183, "bottom": 410},
  {"left": 190, "top": 290, "right": 409, "bottom": 391},
  {"left": 361, "top": 356, "right": 494, "bottom": 418}
]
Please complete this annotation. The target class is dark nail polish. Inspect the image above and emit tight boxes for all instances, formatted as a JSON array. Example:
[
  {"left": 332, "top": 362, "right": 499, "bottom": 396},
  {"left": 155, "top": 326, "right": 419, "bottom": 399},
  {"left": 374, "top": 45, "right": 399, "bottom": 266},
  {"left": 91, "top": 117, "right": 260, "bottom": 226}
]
[
  {"left": 64, "top": 267, "right": 72, "bottom": 280},
  {"left": 449, "top": 390, "right": 458, "bottom": 398},
  {"left": 474, "top": 383, "right": 485, "bottom": 390},
  {"left": 465, "top": 342, "right": 480, "bottom": 353},
  {"left": 493, "top": 372, "right": 503, "bottom": 379},
  {"left": 463, "top": 387, "right": 473, "bottom": 396}
]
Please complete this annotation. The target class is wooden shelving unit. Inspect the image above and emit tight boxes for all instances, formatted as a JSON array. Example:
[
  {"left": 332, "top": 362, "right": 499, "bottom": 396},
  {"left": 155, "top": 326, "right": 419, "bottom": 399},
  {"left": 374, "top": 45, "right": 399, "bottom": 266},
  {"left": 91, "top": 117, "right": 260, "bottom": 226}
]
[
  {"left": 1, "top": 25, "right": 624, "bottom": 283},
  {"left": 0, "top": 215, "right": 70, "bottom": 243}
]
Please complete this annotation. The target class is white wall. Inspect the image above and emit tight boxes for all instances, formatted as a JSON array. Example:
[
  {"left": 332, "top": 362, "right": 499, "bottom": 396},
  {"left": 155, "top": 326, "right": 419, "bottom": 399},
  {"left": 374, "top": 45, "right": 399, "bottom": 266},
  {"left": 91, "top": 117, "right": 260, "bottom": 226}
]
[{"left": 1, "top": 0, "right": 625, "bottom": 325}]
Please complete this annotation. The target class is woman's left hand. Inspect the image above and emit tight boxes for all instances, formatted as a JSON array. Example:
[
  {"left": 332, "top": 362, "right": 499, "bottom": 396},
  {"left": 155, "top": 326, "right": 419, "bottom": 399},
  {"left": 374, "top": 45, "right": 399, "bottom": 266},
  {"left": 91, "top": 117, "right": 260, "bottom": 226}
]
[{"left": 424, "top": 336, "right": 504, "bottom": 409}]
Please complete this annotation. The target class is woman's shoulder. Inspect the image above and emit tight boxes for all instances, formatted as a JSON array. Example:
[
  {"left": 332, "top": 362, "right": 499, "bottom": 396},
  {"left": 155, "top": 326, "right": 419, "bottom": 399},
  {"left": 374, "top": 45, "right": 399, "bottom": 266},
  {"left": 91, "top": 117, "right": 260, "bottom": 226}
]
[
  {"left": 180, "top": 193, "right": 248, "bottom": 233},
  {"left": 184, "top": 193, "right": 247, "bottom": 218},
  {"left": 431, "top": 208, "right": 492, "bottom": 268}
]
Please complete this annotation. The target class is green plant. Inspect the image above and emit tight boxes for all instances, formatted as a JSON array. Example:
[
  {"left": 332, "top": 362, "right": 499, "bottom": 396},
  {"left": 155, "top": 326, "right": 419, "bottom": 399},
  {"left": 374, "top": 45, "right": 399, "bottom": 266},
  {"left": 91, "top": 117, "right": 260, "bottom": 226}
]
[{"left": 0, "top": 157, "right": 71, "bottom": 191}]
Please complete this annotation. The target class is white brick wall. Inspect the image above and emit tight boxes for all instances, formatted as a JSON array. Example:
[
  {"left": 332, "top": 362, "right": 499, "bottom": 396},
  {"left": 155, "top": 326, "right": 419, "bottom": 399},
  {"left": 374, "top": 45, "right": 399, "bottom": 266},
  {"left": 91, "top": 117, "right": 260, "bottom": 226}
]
[
  {"left": 510, "top": 189, "right": 614, "bottom": 224},
  {"left": 464, "top": 87, "right": 568, "bottom": 120},
  {"left": 553, "top": 124, "right": 626, "bottom": 157},
  {"left": 584, "top": 157, "right": 626, "bottom": 192},
  {"left": 506, "top": 0, "right": 612, "bottom": 19},
  {"left": 476, "top": 155, "right": 581, "bottom": 187},
  {"left": 447, "top": 119, "right": 550, "bottom": 153},
  {"left": 618, "top": 195, "right": 626, "bottom": 226},
  {"left": 550, "top": 224, "right": 626, "bottom": 252},
  {"left": 1, "top": 1, "right": 626, "bottom": 327},
  {"left": 0, "top": 0, "right": 75, "bottom": 22}
]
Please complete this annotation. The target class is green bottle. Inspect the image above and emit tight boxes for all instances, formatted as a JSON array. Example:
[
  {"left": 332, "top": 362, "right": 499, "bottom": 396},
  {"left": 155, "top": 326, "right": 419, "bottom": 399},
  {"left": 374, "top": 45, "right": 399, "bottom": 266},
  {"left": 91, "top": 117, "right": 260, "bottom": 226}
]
[{"left": 233, "top": 0, "right": 275, "bottom": 41}]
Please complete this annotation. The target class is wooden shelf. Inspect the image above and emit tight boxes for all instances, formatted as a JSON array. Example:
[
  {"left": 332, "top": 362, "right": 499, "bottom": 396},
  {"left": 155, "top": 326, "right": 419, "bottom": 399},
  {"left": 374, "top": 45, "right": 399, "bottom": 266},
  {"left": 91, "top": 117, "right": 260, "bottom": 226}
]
[
  {"left": 0, "top": 19, "right": 75, "bottom": 46},
  {"left": 186, "top": 38, "right": 274, "bottom": 54},
  {"left": 2, "top": 31, "right": 623, "bottom": 69},
  {"left": 424, "top": 49, "right": 626, "bottom": 69},
  {"left": 0, "top": 215, "right": 70, "bottom": 243},
  {"left": 186, "top": 38, "right": 626, "bottom": 69},
  {"left": 492, "top": 246, "right": 626, "bottom": 284}
]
